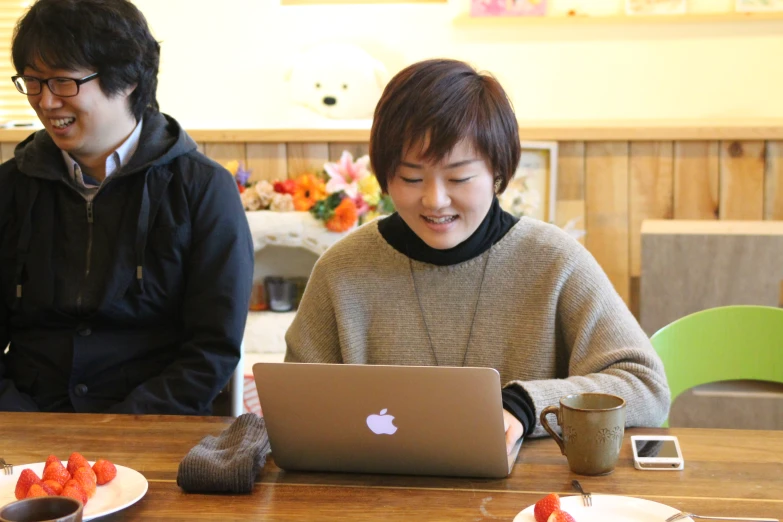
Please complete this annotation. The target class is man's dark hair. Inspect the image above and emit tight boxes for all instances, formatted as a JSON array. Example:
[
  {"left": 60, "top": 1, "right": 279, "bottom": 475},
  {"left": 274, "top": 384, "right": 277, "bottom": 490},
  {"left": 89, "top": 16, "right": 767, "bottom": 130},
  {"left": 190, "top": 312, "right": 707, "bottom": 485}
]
[
  {"left": 370, "top": 59, "right": 520, "bottom": 194},
  {"left": 12, "top": 0, "right": 160, "bottom": 121}
]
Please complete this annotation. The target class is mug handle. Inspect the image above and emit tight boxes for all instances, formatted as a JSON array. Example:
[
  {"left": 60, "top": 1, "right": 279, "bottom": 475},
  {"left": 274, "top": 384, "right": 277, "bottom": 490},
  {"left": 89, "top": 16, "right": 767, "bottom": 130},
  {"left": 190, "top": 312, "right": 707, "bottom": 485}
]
[{"left": 540, "top": 405, "right": 566, "bottom": 455}]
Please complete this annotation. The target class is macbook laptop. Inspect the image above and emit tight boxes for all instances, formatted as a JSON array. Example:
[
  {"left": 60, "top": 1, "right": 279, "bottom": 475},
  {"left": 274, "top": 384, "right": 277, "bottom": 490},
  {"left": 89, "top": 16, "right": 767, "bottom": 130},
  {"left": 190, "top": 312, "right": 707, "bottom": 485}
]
[{"left": 252, "top": 362, "right": 523, "bottom": 478}]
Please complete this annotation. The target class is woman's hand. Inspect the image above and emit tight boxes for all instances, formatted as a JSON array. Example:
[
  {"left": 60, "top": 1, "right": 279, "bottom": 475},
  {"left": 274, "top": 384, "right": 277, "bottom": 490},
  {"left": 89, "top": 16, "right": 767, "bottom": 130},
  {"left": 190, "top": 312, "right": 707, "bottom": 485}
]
[{"left": 503, "top": 409, "right": 524, "bottom": 455}]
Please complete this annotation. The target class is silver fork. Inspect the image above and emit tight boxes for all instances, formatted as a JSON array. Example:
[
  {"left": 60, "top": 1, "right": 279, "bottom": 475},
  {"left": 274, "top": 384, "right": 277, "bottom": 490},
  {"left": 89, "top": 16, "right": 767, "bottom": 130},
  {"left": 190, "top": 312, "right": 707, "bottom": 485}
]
[
  {"left": 0, "top": 458, "right": 12, "bottom": 476},
  {"left": 666, "top": 512, "right": 778, "bottom": 522},
  {"left": 571, "top": 479, "right": 592, "bottom": 507}
]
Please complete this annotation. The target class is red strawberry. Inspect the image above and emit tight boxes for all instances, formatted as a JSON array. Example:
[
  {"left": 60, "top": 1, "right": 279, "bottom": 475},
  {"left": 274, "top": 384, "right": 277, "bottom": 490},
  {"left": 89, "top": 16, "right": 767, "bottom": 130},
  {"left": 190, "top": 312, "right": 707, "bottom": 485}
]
[
  {"left": 534, "top": 493, "right": 561, "bottom": 522},
  {"left": 42, "top": 459, "right": 71, "bottom": 486},
  {"left": 66, "top": 452, "right": 90, "bottom": 476},
  {"left": 14, "top": 469, "right": 42, "bottom": 500},
  {"left": 62, "top": 485, "right": 88, "bottom": 506},
  {"left": 39, "top": 482, "right": 58, "bottom": 496},
  {"left": 25, "top": 484, "right": 49, "bottom": 498},
  {"left": 92, "top": 459, "right": 117, "bottom": 485},
  {"left": 44, "top": 455, "right": 60, "bottom": 468},
  {"left": 73, "top": 467, "right": 97, "bottom": 498},
  {"left": 42, "top": 479, "right": 64, "bottom": 495},
  {"left": 62, "top": 479, "right": 88, "bottom": 505},
  {"left": 547, "top": 509, "right": 577, "bottom": 522}
]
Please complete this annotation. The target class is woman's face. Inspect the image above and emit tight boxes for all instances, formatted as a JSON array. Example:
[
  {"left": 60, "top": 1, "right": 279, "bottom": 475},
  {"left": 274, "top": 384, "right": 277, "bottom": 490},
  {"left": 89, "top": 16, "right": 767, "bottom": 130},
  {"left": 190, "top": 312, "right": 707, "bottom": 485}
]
[{"left": 387, "top": 139, "right": 495, "bottom": 250}]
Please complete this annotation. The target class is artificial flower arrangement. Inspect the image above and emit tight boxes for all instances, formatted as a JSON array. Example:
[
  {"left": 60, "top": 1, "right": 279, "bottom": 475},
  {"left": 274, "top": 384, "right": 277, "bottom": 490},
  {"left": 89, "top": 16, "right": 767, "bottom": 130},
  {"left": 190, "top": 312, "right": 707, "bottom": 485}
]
[{"left": 227, "top": 151, "right": 394, "bottom": 233}]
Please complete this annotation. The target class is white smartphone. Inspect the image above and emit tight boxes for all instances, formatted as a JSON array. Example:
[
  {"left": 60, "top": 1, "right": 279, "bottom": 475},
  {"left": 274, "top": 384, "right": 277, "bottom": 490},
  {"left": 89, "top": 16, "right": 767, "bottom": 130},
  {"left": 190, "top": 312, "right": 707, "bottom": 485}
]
[{"left": 631, "top": 435, "right": 684, "bottom": 470}]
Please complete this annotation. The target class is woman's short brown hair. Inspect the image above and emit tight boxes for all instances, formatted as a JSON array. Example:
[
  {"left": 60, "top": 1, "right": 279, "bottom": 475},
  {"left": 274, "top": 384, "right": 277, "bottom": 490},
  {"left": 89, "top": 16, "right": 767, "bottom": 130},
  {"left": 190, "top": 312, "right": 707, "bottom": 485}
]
[{"left": 369, "top": 59, "right": 520, "bottom": 193}]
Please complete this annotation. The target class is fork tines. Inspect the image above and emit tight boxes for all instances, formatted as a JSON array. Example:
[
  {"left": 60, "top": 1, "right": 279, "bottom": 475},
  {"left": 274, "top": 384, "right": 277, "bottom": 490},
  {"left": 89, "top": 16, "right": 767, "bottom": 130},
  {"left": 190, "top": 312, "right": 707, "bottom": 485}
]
[
  {"left": 0, "top": 458, "right": 12, "bottom": 475},
  {"left": 582, "top": 492, "right": 592, "bottom": 507}
]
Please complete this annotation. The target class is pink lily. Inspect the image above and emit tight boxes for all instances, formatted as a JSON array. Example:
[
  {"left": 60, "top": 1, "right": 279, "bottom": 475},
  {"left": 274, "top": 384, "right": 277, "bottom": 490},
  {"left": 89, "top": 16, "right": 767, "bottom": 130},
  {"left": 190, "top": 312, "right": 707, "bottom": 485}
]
[
  {"left": 352, "top": 194, "right": 370, "bottom": 217},
  {"left": 324, "top": 151, "right": 370, "bottom": 198}
]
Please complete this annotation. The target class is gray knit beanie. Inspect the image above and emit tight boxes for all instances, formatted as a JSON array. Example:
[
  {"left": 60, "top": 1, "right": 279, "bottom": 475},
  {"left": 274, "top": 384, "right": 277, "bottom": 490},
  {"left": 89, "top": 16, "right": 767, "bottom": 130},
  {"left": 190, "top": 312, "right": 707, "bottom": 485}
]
[{"left": 177, "top": 413, "right": 271, "bottom": 493}]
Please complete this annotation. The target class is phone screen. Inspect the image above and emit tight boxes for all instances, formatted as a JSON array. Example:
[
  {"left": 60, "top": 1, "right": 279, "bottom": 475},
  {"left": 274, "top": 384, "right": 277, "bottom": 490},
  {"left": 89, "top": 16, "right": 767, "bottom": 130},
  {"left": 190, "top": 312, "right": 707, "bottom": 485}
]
[{"left": 633, "top": 438, "right": 681, "bottom": 459}]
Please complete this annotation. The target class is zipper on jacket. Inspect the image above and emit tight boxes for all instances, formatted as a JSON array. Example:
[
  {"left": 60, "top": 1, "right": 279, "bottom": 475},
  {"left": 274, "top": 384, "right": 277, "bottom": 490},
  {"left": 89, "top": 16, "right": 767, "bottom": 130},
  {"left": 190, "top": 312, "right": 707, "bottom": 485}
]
[
  {"left": 85, "top": 201, "right": 94, "bottom": 277},
  {"left": 76, "top": 200, "right": 94, "bottom": 312}
]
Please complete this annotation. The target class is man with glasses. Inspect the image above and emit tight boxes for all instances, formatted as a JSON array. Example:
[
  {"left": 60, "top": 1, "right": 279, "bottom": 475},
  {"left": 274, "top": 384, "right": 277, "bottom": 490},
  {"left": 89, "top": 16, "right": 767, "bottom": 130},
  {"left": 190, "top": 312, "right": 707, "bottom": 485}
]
[{"left": 0, "top": 0, "right": 253, "bottom": 414}]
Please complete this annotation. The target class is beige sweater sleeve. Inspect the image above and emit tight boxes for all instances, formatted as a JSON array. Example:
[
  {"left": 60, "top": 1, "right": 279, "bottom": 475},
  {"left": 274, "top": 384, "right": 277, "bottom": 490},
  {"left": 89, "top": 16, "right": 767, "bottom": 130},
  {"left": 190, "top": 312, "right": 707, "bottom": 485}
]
[
  {"left": 284, "top": 257, "right": 342, "bottom": 364},
  {"left": 511, "top": 244, "right": 671, "bottom": 438}
]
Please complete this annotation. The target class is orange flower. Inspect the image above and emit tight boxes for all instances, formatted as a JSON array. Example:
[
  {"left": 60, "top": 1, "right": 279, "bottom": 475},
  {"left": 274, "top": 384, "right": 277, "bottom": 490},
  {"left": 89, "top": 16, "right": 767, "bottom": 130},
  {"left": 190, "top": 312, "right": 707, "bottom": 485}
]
[
  {"left": 292, "top": 174, "right": 327, "bottom": 211},
  {"left": 325, "top": 198, "right": 358, "bottom": 233}
]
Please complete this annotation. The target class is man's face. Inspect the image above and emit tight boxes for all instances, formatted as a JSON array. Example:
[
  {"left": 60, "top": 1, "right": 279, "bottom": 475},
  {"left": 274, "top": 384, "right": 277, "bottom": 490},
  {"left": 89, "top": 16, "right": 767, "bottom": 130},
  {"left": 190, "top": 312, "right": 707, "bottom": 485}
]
[{"left": 23, "top": 60, "right": 136, "bottom": 165}]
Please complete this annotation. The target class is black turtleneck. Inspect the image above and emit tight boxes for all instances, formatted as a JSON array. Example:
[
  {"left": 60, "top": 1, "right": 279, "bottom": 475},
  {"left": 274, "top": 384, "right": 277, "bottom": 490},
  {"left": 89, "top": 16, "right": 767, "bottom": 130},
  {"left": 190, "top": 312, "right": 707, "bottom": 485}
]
[{"left": 378, "top": 197, "right": 535, "bottom": 437}]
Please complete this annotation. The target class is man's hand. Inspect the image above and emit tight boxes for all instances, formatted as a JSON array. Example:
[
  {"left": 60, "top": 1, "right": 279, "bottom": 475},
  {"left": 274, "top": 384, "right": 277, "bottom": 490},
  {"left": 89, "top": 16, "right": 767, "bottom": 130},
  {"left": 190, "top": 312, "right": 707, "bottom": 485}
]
[{"left": 503, "top": 409, "right": 524, "bottom": 455}]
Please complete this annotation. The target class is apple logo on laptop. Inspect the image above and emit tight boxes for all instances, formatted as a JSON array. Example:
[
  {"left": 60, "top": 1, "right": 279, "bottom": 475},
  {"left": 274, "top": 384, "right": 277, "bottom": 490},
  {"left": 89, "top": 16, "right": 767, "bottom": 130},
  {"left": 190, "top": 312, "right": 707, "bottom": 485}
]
[{"left": 366, "top": 408, "right": 397, "bottom": 435}]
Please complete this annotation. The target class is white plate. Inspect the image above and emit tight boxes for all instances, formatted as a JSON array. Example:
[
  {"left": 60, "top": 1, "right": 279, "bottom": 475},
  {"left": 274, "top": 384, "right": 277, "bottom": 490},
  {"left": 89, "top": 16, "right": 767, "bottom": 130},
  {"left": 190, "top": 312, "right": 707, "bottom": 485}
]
[
  {"left": 0, "top": 461, "right": 148, "bottom": 521},
  {"left": 514, "top": 494, "right": 692, "bottom": 522}
]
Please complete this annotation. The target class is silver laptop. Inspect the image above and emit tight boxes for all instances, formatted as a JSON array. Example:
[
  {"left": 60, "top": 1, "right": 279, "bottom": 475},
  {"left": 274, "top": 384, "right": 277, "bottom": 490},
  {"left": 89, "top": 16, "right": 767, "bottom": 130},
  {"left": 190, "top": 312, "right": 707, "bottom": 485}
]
[{"left": 252, "top": 362, "right": 522, "bottom": 478}]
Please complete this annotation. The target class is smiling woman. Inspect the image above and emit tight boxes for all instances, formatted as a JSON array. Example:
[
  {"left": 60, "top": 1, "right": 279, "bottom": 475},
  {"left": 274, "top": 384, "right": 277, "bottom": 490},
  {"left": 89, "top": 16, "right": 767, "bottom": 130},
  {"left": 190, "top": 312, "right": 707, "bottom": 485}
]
[{"left": 284, "top": 58, "right": 671, "bottom": 459}]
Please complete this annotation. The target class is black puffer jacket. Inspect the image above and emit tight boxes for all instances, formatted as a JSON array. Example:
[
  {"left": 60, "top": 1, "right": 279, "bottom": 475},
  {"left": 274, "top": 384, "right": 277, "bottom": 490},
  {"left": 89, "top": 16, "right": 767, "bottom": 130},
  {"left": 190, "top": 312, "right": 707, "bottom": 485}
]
[{"left": 0, "top": 110, "right": 253, "bottom": 414}]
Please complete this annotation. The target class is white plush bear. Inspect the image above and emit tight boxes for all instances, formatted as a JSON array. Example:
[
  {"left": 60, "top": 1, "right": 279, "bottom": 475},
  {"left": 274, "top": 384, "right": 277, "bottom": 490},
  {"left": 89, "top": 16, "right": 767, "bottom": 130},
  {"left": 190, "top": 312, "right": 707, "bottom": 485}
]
[{"left": 286, "top": 43, "right": 388, "bottom": 120}]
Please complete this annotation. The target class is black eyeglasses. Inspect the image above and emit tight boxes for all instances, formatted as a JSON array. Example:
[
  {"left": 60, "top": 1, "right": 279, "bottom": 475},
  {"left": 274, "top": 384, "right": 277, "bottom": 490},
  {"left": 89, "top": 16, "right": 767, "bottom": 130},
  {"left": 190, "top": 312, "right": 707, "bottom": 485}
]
[{"left": 11, "top": 72, "right": 99, "bottom": 97}]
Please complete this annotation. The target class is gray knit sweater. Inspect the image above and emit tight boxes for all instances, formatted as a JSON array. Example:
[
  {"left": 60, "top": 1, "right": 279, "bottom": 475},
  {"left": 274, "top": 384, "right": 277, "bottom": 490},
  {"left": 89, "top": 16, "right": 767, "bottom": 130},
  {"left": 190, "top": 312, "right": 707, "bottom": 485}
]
[{"left": 285, "top": 217, "right": 670, "bottom": 437}]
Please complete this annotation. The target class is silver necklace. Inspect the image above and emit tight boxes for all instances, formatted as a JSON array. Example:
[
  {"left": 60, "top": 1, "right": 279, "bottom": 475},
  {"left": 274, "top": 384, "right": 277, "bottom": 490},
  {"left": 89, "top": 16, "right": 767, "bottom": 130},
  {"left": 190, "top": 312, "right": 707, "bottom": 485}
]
[{"left": 409, "top": 250, "right": 491, "bottom": 367}]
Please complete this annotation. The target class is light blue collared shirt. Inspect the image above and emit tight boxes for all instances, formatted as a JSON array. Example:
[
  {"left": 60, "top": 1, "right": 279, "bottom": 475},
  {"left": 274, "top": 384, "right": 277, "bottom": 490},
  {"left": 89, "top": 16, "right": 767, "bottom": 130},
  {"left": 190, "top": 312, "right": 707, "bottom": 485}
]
[{"left": 61, "top": 118, "right": 143, "bottom": 199}]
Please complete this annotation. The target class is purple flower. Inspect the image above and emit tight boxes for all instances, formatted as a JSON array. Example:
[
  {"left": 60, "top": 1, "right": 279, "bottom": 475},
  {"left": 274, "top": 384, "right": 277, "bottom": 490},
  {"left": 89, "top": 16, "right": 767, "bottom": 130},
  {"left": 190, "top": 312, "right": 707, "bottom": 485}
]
[{"left": 235, "top": 166, "right": 251, "bottom": 187}]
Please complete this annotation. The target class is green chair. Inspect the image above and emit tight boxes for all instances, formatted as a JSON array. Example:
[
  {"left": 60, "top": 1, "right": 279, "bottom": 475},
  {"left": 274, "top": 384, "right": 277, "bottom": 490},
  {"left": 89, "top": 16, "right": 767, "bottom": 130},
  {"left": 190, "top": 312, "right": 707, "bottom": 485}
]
[{"left": 650, "top": 305, "right": 783, "bottom": 426}]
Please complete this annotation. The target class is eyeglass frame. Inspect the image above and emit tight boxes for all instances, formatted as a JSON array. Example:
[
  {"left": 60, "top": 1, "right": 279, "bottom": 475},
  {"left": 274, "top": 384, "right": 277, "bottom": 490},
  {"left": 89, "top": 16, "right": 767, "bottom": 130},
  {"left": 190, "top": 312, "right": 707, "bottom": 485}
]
[{"left": 10, "top": 72, "right": 99, "bottom": 97}]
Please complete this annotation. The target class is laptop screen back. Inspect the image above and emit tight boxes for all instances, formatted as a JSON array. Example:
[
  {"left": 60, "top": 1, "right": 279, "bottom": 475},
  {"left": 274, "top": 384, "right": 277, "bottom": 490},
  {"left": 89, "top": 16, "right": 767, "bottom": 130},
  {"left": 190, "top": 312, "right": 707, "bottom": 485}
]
[{"left": 253, "top": 363, "right": 517, "bottom": 478}]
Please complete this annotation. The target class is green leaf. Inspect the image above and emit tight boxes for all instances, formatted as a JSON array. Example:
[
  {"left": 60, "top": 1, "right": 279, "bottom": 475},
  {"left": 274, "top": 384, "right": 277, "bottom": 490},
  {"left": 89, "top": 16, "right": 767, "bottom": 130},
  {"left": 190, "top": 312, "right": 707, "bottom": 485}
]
[{"left": 377, "top": 194, "right": 395, "bottom": 214}]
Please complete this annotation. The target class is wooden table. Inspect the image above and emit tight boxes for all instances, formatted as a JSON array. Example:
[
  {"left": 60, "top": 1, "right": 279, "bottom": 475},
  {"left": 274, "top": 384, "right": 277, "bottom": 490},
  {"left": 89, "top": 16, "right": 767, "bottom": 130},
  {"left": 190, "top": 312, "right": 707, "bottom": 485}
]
[{"left": 1, "top": 413, "right": 781, "bottom": 521}]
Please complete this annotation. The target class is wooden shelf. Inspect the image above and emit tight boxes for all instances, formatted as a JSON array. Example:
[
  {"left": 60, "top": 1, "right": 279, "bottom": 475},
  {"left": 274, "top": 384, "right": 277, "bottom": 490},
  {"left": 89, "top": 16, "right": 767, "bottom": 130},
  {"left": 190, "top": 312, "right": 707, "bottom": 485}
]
[
  {"left": 187, "top": 128, "right": 372, "bottom": 143},
  {"left": 453, "top": 11, "right": 783, "bottom": 26},
  {"left": 188, "top": 120, "right": 783, "bottom": 142},
  {"left": 282, "top": 0, "right": 444, "bottom": 4},
  {"left": 514, "top": 119, "right": 783, "bottom": 141},
  {"left": 1, "top": 119, "right": 781, "bottom": 143}
]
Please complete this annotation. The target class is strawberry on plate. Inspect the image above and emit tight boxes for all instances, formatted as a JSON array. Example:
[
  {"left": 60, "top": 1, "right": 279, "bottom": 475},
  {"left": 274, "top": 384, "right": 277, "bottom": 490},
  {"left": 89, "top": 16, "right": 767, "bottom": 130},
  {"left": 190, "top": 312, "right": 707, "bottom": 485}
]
[
  {"left": 73, "top": 466, "right": 97, "bottom": 498},
  {"left": 66, "top": 452, "right": 90, "bottom": 476},
  {"left": 44, "top": 455, "right": 60, "bottom": 469},
  {"left": 42, "top": 459, "right": 71, "bottom": 486},
  {"left": 42, "top": 479, "right": 64, "bottom": 495},
  {"left": 93, "top": 459, "right": 117, "bottom": 485},
  {"left": 61, "top": 479, "right": 88, "bottom": 506},
  {"left": 25, "top": 483, "right": 50, "bottom": 498},
  {"left": 534, "top": 493, "right": 561, "bottom": 522},
  {"left": 14, "top": 468, "right": 43, "bottom": 500},
  {"left": 547, "top": 509, "right": 576, "bottom": 522}
]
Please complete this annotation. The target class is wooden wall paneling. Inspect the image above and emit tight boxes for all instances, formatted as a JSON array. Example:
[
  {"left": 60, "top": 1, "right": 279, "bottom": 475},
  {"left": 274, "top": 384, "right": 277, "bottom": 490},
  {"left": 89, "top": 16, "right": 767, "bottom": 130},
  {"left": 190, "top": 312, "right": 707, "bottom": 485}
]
[
  {"left": 673, "top": 141, "right": 719, "bottom": 220},
  {"left": 719, "top": 141, "right": 765, "bottom": 220},
  {"left": 286, "top": 143, "right": 330, "bottom": 178},
  {"left": 555, "top": 141, "right": 586, "bottom": 245},
  {"left": 196, "top": 142, "right": 205, "bottom": 155},
  {"left": 0, "top": 142, "right": 16, "bottom": 163},
  {"left": 246, "top": 143, "right": 288, "bottom": 183},
  {"left": 203, "top": 143, "right": 247, "bottom": 171},
  {"left": 628, "top": 141, "right": 674, "bottom": 318},
  {"left": 585, "top": 141, "right": 630, "bottom": 304},
  {"left": 764, "top": 141, "right": 783, "bottom": 220},
  {"left": 328, "top": 142, "right": 370, "bottom": 162}
]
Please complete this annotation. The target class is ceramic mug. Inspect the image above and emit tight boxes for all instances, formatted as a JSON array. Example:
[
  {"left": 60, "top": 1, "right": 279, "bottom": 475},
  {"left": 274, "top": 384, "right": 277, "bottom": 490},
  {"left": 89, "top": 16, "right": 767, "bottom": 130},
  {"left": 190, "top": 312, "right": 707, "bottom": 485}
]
[
  {"left": 540, "top": 393, "right": 626, "bottom": 476},
  {"left": 0, "top": 497, "right": 83, "bottom": 522}
]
